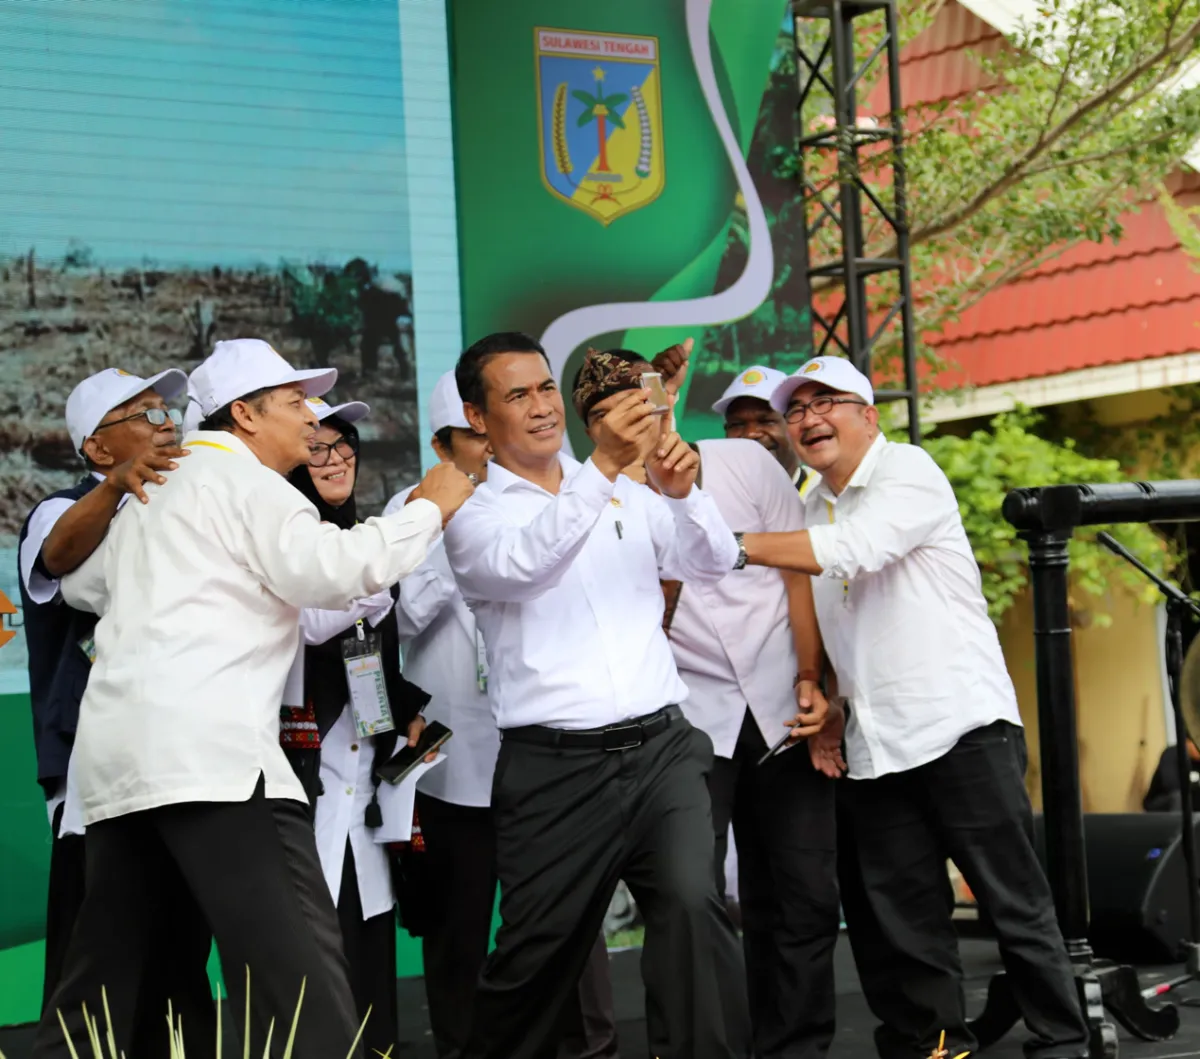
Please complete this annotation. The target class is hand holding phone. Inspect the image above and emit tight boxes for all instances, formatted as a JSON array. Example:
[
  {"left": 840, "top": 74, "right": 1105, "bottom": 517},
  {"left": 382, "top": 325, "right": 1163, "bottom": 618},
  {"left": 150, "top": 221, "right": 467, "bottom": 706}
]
[
  {"left": 640, "top": 372, "right": 671, "bottom": 416},
  {"left": 376, "top": 720, "right": 452, "bottom": 786}
]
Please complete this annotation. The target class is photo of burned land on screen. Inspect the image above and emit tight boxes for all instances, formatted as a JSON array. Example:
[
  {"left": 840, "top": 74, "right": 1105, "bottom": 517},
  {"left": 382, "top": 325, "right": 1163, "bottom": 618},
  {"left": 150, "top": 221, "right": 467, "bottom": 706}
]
[{"left": 0, "top": 248, "right": 423, "bottom": 549}]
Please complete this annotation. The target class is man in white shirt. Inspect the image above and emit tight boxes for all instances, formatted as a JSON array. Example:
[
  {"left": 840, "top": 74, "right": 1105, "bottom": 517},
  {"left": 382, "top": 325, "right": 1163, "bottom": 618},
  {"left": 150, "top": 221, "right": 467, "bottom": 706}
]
[
  {"left": 32, "top": 339, "right": 474, "bottom": 1059},
  {"left": 713, "top": 366, "right": 811, "bottom": 493},
  {"left": 18, "top": 366, "right": 216, "bottom": 1056},
  {"left": 443, "top": 334, "right": 748, "bottom": 1059},
  {"left": 739, "top": 356, "right": 1089, "bottom": 1059},
  {"left": 390, "top": 371, "right": 621, "bottom": 1059}
]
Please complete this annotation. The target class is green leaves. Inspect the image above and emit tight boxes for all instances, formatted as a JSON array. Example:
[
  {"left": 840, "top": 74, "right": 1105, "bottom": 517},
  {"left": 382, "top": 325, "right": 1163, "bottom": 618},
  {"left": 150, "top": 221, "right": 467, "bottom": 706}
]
[
  {"left": 571, "top": 90, "right": 598, "bottom": 108},
  {"left": 892, "top": 407, "right": 1180, "bottom": 624}
]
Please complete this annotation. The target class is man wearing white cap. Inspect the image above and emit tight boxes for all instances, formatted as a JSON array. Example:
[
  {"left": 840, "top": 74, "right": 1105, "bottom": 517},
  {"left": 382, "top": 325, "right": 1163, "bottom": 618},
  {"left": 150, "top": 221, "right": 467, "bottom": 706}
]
[
  {"left": 713, "top": 365, "right": 811, "bottom": 493},
  {"left": 16, "top": 365, "right": 218, "bottom": 1056},
  {"left": 737, "top": 356, "right": 1088, "bottom": 1059},
  {"left": 33, "top": 339, "right": 474, "bottom": 1059}
]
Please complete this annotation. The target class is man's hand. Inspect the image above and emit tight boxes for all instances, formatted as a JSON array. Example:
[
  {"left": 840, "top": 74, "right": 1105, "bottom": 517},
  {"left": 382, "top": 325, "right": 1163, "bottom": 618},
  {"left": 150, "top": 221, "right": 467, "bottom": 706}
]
[
  {"left": 410, "top": 462, "right": 474, "bottom": 526},
  {"left": 645, "top": 432, "right": 698, "bottom": 499},
  {"left": 651, "top": 337, "right": 693, "bottom": 396},
  {"left": 786, "top": 679, "right": 830, "bottom": 741},
  {"left": 591, "top": 391, "right": 659, "bottom": 481},
  {"left": 406, "top": 715, "right": 439, "bottom": 763},
  {"left": 808, "top": 698, "right": 847, "bottom": 778},
  {"left": 107, "top": 445, "right": 189, "bottom": 505}
]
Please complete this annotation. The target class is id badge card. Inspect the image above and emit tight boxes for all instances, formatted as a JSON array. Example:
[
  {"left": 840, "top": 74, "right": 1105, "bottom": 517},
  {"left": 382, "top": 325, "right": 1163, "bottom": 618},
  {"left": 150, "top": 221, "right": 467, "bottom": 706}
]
[
  {"left": 475, "top": 627, "right": 489, "bottom": 694},
  {"left": 342, "top": 623, "right": 396, "bottom": 738},
  {"left": 78, "top": 635, "right": 97, "bottom": 664}
]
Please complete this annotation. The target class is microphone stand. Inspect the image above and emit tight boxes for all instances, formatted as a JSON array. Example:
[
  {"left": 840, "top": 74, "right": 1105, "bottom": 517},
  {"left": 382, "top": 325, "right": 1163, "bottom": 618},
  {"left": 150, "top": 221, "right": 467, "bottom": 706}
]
[{"left": 1097, "top": 532, "right": 1200, "bottom": 1000}]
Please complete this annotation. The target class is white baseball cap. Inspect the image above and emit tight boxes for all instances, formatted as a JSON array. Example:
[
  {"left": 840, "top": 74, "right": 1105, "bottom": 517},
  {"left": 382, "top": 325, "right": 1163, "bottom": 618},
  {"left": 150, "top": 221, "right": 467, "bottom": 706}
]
[
  {"left": 66, "top": 367, "right": 188, "bottom": 455},
  {"left": 187, "top": 339, "right": 337, "bottom": 419},
  {"left": 429, "top": 370, "right": 471, "bottom": 433},
  {"left": 305, "top": 395, "right": 370, "bottom": 424},
  {"left": 770, "top": 356, "right": 875, "bottom": 415},
  {"left": 712, "top": 365, "right": 790, "bottom": 416}
]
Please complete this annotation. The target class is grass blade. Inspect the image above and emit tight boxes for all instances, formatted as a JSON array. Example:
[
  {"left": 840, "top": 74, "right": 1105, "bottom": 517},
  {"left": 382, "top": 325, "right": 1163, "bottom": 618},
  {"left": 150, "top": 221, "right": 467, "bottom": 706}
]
[
  {"left": 243, "top": 968, "right": 251, "bottom": 1059},
  {"left": 56, "top": 1008, "right": 83, "bottom": 1059},
  {"left": 344, "top": 1006, "right": 369, "bottom": 1059},
  {"left": 260, "top": 1018, "right": 275, "bottom": 1059},
  {"left": 216, "top": 982, "right": 223, "bottom": 1059},
  {"left": 281, "top": 977, "right": 306, "bottom": 1059}
]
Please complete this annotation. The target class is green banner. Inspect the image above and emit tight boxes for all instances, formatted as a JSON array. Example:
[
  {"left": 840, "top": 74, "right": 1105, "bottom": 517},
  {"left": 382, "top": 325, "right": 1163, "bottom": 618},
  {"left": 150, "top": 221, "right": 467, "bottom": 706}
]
[{"left": 450, "top": 0, "right": 809, "bottom": 451}]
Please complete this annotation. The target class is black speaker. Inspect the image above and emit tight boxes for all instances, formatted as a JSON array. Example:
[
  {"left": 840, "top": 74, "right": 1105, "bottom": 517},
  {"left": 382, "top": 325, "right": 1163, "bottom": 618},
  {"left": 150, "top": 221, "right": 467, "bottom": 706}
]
[{"left": 1030, "top": 813, "right": 1197, "bottom": 964}]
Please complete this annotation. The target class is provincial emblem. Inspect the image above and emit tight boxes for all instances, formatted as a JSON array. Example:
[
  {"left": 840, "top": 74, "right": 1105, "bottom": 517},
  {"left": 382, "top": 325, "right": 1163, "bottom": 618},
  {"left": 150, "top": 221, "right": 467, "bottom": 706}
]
[
  {"left": 535, "top": 27, "right": 665, "bottom": 226},
  {"left": 741, "top": 369, "right": 765, "bottom": 385}
]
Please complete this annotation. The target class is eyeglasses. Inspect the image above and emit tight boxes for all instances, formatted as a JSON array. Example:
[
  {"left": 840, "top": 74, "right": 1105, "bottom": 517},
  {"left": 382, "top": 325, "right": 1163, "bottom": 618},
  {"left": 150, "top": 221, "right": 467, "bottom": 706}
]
[
  {"left": 94, "top": 407, "right": 183, "bottom": 432},
  {"left": 309, "top": 435, "right": 359, "bottom": 467},
  {"left": 784, "top": 395, "right": 866, "bottom": 425}
]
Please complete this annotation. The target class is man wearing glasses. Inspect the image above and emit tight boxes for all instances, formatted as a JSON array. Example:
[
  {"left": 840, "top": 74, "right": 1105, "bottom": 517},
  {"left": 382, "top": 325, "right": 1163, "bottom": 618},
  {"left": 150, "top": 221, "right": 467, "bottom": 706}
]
[
  {"left": 736, "top": 356, "right": 1088, "bottom": 1059},
  {"left": 17, "top": 366, "right": 218, "bottom": 1053}
]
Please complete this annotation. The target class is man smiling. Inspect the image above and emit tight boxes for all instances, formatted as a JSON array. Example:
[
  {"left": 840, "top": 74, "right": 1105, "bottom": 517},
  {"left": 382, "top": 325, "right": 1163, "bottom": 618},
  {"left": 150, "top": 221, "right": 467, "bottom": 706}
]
[
  {"left": 33, "top": 339, "right": 473, "bottom": 1059},
  {"left": 444, "top": 335, "right": 748, "bottom": 1059},
  {"left": 736, "top": 356, "right": 1088, "bottom": 1059}
]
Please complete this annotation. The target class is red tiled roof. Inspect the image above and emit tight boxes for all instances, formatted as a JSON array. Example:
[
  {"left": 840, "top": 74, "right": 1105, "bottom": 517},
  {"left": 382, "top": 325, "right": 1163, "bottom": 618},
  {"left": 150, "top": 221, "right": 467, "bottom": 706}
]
[{"left": 855, "top": 1, "right": 1200, "bottom": 389}]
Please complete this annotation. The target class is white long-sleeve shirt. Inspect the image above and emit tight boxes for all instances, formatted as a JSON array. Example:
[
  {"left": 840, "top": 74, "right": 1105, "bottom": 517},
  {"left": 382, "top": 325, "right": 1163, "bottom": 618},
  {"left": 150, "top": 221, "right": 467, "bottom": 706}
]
[
  {"left": 385, "top": 485, "right": 498, "bottom": 808},
  {"left": 443, "top": 454, "right": 738, "bottom": 731},
  {"left": 298, "top": 601, "right": 404, "bottom": 921},
  {"left": 669, "top": 439, "right": 806, "bottom": 758},
  {"left": 60, "top": 430, "right": 443, "bottom": 825},
  {"left": 805, "top": 434, "right": 1022, "bottom": 779}
]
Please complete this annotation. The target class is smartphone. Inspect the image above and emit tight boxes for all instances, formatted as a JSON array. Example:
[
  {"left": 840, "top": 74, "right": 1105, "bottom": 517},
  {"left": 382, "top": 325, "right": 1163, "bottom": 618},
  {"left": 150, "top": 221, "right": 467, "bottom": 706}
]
[
  {"left": 640, "top": 372, "right": 671, "bottom": 416},
  {"left": 376, "top": 720, "right": 453, "bottom": 786}
]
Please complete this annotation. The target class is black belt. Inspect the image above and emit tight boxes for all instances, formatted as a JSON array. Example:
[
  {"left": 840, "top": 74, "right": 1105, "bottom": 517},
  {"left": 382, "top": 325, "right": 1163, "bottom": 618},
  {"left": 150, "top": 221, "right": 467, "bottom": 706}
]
[{"left": 502, "top": 705, "right": 682, "bottom": 751}]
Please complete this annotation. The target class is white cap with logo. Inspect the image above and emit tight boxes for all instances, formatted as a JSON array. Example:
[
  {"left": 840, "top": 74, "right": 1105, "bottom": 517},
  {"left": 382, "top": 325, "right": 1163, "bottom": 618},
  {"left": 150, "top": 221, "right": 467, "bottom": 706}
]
[
  {"left": 187, "top": 339, "right": 337, "bottom": 421},
  {"left": 770, "top": 356, "right": 875, "bottom": 414},
  {"left": 66, "top": 367, "right": 189, "bottom": 455},
  {"left": 305, "top": 395, "right": 370, "bottom": 424},
  {"left": 712, "top": 365, "right": 790, "bottom": 416},
  {"left": 429, "top": 370, "right": 471, "bottom": 434}
]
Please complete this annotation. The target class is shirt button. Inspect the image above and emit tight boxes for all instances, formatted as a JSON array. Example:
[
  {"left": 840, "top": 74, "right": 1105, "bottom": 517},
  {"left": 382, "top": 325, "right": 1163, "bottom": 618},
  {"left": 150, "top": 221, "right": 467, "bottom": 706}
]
[
  {"left": 350, "top": 744, "right": 359, "bottom": 752},
  {"left": 345, "top": 786, "right": 353, "bottom": 796}
]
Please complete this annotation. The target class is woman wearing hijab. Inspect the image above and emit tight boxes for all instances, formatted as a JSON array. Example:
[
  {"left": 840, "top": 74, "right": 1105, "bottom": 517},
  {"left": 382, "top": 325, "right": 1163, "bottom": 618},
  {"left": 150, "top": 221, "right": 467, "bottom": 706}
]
[{"left": 281, "top": 394, "right": 431, "bottom": 1057}]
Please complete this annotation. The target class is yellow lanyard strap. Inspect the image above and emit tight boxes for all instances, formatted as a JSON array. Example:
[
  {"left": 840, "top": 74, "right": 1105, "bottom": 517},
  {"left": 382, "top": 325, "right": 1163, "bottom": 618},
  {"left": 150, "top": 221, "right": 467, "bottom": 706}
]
[{"left": 825, "top": 499, "right": 849, "bottom": 604}]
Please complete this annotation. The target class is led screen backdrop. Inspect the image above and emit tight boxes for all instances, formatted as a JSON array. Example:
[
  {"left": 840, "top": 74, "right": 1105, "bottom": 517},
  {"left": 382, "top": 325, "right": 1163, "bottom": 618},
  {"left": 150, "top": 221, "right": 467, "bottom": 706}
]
[{"left": 0, "top": 0, "right": 462, "bottom": 1021}]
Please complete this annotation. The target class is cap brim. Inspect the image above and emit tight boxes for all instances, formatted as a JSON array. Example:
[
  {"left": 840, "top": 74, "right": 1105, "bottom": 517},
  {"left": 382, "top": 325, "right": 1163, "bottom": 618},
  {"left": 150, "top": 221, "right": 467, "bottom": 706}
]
[
  {"left": 321, "top": 400, "right": 369, "bottom": 423},
  {"left": 286, "top": 367, "right": 337, "bottom": 399},
  {"left": 146, "top": 368, "right": 189, "bottom": 400},
  {"left": 770, "top": 376, "right": 809, "bottom": 415}
]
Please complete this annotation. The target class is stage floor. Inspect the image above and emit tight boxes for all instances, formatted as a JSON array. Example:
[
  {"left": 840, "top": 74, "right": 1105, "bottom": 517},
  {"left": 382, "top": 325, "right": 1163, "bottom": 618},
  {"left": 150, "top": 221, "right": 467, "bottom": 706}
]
[{"left": 4, "top": 936, "right": 1200, "bottom": 1058}]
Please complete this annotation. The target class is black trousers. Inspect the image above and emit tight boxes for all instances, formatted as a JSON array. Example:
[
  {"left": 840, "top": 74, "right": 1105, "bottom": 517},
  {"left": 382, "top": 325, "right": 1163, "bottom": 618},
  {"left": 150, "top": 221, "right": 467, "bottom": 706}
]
[
  {"left": 32, "top": 778, "right": 363, "bottom": 1059},
  {"left": 417, "top": 791, "right": 620, "bottom": 1059},
  {"left": 464, "top": 715, "right": 749, "bottom": 1059},
  {"left": 337, "top": 840, "right": 399, "bottom": 1059},
  {"left": 42, "top": 807, "right": 215, "bottom": 1059},
  {"left": 709, "top": 711, "right": 839, "bottom": 1059},
  {"left": 838, "top": 721, "right": 1089, "bottom": 1059}
]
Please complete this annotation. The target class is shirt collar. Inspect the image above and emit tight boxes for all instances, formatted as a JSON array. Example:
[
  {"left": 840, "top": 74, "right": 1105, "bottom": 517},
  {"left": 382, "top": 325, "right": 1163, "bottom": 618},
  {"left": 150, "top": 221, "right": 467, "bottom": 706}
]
[
  {"left": 182, "top": 429, "right": 260, "bottom": 462},
  {"left": 810, "top": 433, "right": 888, "bottom": 504},
  {"left": 486, "top": 451, "right": 582, "bottom": 496}
]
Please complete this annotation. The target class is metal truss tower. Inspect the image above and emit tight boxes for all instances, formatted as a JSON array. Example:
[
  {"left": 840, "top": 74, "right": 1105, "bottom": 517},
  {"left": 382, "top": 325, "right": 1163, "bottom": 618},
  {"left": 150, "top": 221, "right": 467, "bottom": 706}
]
[{"left": 792, "top": 0, "right": 921, "bottom": 444}]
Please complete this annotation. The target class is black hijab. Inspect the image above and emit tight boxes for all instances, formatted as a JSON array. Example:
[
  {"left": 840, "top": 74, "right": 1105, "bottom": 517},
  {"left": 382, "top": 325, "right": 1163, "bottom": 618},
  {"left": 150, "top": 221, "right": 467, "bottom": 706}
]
[{"left": 287, "top": 414, "right": 359, "bottom": 529}]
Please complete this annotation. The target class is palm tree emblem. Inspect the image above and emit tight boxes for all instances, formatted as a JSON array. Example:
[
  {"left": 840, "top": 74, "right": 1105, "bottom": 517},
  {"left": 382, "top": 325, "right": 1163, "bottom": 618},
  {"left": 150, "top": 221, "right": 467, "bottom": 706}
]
[{"left": 572, "top": 67, "right": 627, "bottom": 176}]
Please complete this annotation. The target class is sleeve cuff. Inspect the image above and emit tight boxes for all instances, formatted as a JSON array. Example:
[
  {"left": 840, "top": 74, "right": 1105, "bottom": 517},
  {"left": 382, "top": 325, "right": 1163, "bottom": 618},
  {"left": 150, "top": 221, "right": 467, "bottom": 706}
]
[
  {"left": 386, "top": 496, "right": 443, "bottom": 540},
  {"left": 662, "top": 484, "right": 701, "bottom": 516},
  {"left": 807, "top": 523, "right": 841, "bottom": 578}
]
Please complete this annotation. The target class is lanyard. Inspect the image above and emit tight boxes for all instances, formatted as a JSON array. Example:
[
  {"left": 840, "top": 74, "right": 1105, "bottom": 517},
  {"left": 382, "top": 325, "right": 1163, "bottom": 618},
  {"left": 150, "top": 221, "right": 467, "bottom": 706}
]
[
  {"left": 825, "top": 499, "right": 849, "bottom": 606},
  {"left": 187, "top": 439, "right": 236, "bottom": 454}
]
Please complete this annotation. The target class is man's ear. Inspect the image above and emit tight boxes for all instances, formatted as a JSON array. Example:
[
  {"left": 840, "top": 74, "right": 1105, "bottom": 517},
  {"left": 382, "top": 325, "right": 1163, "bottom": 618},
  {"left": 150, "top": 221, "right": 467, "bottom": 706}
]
[
  {"left": 464, "top": 403, "right": 486, "bottom": 436},
  {"left": 431, "top": 434, "right": 451, "bottom": 464},
  {"left": 81, "top": 435, "right": 114, "bottom": 470},
  {"left": 865, "top": 405, "right": 880, "bottom": 430},
  {"left": 230, "top": 398, "right": 258, "bottom": 435}
]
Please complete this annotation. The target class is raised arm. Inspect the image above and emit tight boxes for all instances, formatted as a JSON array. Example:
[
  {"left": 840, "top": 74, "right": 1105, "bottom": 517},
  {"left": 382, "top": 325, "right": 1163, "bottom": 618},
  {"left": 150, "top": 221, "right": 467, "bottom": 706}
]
[
  {"left": 300, "top": 589, "right": 395, "bottom": 645},
  {"left": 744, "top": 446, "right": 955, "bottom": 578}
]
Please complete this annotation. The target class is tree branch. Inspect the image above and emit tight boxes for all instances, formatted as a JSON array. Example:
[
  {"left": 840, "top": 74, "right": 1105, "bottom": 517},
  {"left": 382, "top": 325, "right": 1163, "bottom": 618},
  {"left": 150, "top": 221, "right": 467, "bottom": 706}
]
[
  {"left": 1022, "top": 127, "right": 1189, "bottom": 177},
  {"left": 911, "top": 10, "right": 1200, "bottom": 246}
]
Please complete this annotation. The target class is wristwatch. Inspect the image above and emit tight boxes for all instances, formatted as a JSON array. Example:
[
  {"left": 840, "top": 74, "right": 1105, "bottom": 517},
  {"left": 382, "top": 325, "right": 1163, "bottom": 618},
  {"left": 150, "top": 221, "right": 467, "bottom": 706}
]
[{"left": 733, "top": 532, "right": 748, "bottom": 571}]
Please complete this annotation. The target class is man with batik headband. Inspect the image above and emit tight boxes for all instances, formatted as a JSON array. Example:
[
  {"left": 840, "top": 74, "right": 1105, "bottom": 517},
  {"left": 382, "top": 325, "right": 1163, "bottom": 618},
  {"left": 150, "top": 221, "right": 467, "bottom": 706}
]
[{"left": 445, "top": 333, "right": 751, "bottom": 1059}]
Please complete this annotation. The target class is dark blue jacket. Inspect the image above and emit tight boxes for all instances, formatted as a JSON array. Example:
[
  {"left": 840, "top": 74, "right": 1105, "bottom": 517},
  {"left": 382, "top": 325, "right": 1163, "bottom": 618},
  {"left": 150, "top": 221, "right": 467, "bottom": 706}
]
[{"left": 17, "top": 476, "right": 101, "bottom": 795}]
